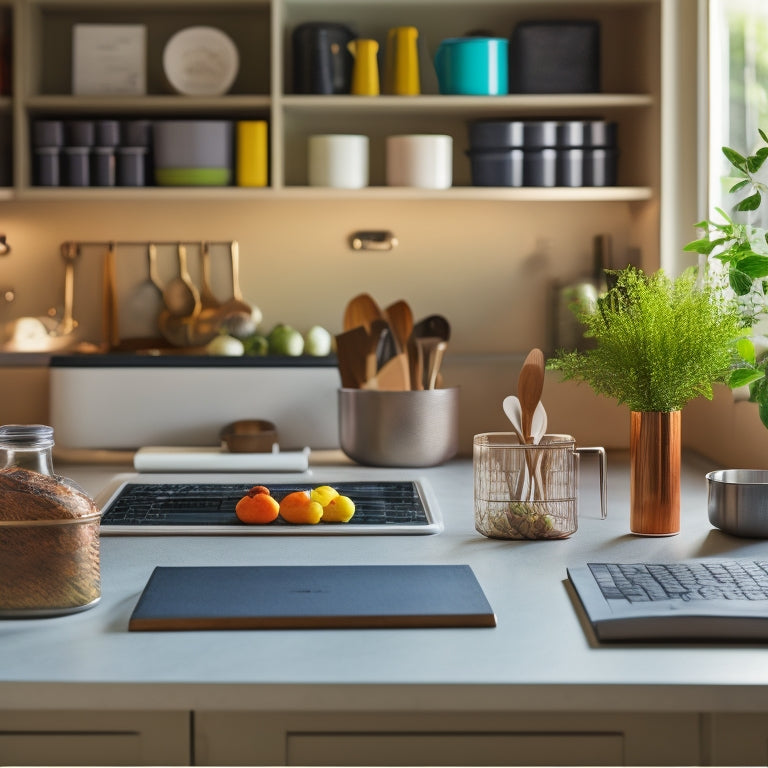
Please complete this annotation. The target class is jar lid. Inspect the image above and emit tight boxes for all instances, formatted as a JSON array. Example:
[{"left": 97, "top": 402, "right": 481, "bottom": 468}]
[{"left": 0, "top": 424, "right": 54, "bottom": 448}]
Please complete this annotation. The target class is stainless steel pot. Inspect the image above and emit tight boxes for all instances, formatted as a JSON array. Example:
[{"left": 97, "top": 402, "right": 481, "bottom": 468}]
[{"left": 707, "top": 469, "right": 768, "bottom": 538}]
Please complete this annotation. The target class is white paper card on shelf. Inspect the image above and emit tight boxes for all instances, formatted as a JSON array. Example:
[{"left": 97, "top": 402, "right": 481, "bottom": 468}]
[
  {"left": 72, "top": 24, "right": 147, "bottom": 95},
  {"left": 133, "top": 446, "right": 311, "bottom": 473}
]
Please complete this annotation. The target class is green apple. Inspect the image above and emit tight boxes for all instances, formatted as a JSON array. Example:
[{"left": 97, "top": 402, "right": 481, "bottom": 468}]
[
  {"left": 304, "top": 325, "right": 333, "bottom": 356},
  {"left": 268, "top": 323, "right": 304, "bottom": 356},
  {"left": 242, "top": 333, "right": 269, "bottom": 356}
]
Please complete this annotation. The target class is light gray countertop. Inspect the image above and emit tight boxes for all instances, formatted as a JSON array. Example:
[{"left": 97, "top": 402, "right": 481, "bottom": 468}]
[{"left": 3, "top": 450, "right": 768, "bottom": 715}]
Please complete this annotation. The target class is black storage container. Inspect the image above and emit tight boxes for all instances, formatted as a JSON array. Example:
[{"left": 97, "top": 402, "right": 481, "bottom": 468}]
[
  {"left": 467, "top": 119, "right": 617, "bottom": 188},
  {"left": 467, "top": 120, "right": 525, "bottom": 187},
  {"left": 557, "top": 120, "right": 618, "bottom": 187},
  {"left": 509, "top": 20, "right": 600, "bottom": 94},
  {"left": 467, "top": 147, "right": 524, "bottom": 186}
]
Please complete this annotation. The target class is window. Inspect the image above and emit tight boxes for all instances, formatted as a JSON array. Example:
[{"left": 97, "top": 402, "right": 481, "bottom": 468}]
[{"left": 708, "top": 0, "right": 768, "bottom": 226}]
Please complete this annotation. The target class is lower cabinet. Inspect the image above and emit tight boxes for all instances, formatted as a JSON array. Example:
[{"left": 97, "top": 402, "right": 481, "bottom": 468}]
[
  {"left": 703, "top": 713, "right": 768, "bottom": 766},
  {"left": 193, "top": 711, "right": 701, "bottom": 766},
  {"left": 0, "top": 711, "right": 191, "bottom": 766},
  {"left": 7, "top": 708, "right": 765, "bottom": 765}
]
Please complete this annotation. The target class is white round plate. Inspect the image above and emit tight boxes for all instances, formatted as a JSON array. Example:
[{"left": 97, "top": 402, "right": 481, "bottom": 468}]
[{"left": 163, "top": 26, "right": 239, "bottom": 96}]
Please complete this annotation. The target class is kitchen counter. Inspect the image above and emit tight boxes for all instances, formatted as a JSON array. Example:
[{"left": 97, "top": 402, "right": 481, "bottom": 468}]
[{"left": 4, "top": 450, "right": 768, "bottom": 765}]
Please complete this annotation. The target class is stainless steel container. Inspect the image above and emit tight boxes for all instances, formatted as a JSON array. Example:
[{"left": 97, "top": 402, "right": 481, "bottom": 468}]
[
  {"left": 338, "top": 387, "right": 459, "bottom": 467},
  {"left": 707, "top": 469, "right": 768, "bottom": 538}
]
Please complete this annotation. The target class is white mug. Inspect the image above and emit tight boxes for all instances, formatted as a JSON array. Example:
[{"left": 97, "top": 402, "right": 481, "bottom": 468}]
[
  {"left": 386, "top": 134, "right": 453, "bottom": 188},
  {"left": 308, "top": 134, "right": 369, "bottom": 188}
]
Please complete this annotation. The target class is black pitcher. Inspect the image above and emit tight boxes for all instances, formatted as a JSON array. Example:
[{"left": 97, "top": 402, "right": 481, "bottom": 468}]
[{"left": 292, "top": 22, "right": 355, "bottom": 94}]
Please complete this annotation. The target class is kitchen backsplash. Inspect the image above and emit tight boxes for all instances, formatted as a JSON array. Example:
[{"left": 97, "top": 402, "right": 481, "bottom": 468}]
[{"left": 0, "top": 196, "right": 647, "bottom": 357}]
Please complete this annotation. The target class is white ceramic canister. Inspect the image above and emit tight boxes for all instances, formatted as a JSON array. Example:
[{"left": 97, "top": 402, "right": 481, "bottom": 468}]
[
  {"left": 308, "top": 134, "right": 369, "bottom": 188},
  {"left": 386, "top": 134, "right": 453, "bottom": 188}
]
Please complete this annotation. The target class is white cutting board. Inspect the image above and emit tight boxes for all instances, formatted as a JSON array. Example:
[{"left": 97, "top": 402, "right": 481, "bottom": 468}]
[{"left": 133, "top": 445, "right": 311, "bottom": 473}]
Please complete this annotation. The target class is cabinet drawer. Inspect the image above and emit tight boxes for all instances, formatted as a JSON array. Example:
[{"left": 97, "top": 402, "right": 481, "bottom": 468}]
[
  {"left": 0, "top": 710, "right": 190, "bottom": 766},
  {"left": 0, "top": 732, "right": 142, "bottom": 766},
  {"left": 287, "top": 732, "right": 624, "bottom": 766}
]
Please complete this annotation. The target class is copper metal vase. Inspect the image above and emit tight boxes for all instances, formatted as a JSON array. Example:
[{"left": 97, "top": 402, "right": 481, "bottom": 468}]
[{"left": 629, "top": 410, "right": 681, "bottom": 536}]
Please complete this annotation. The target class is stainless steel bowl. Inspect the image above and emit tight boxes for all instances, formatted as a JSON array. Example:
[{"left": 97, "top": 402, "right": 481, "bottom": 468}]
[
  {"left": 338, "top": 387, "right": 459, "bottom": 467},
  {"left": 706, "top": 469, "right": 768, "bottom": 538}
]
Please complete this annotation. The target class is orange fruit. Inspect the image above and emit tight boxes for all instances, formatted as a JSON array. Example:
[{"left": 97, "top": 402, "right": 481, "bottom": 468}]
[
  {"left": 279, "top": 490, "right": 323, "bottom": 524},
  {"left": 235, "top": 486, "right": 279, "bottom": 524}
]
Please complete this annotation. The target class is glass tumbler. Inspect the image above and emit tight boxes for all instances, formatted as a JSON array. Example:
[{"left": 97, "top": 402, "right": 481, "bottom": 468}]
[{"left": 473, "top": 432, "right": 606, "bottom": 539}]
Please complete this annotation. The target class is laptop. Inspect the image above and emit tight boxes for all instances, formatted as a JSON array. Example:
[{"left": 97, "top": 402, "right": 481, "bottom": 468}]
[
  {"left": 129, "top": 564, "right": 497, "bottom": 630},
  {"left": 568, "top": 560, "right": 768, "bottom": 641}
]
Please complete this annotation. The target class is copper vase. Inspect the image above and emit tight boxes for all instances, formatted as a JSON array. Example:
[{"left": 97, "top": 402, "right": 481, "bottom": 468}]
[{"left": 629, "top": 410, "right": 681, "bottom": 536}]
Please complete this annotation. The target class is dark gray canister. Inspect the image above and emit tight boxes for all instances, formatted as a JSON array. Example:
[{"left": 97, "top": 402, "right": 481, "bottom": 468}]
[
  {"left": 468, "top": 120, "right": 524, "bottom": 186},
  {"left": 35, "top": 147, "right": 60, "bottom": 186},
  {"left": 63, "top": 147, "right": 90, "bottom": 186},
  {"left": 32, "top": 120, "right": 64, "bottom": 147},
  {"left": 467, "top": 148, "right": 524, "bottom": 186},
  {"left": 585, "top": 148, "right": 618, "bottom": 186},
  {"left": 117, "top": 147, "right": 148, "bottom": 186},
  {"left": 92, "top": 147, "right": 116, "bottom": 186},
  {"left": 521, "top": 122, "right": 558, "bottom": 186}
]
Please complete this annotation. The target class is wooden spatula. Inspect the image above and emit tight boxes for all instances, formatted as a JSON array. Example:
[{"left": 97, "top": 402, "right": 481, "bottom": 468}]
[
  {"left": 518, "top": 348, "right": 545, "bottom": 443},
  {"left": 335, "top": 327, "right": 370, "bottom": 388},
  {"left": 362, "top": 353, "right": 410, "bottom": 390}
]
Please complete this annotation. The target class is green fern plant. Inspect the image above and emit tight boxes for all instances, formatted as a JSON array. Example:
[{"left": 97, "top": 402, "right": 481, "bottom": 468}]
[{"left": 548, "top": 266, "right": 745, "bottom": 412}]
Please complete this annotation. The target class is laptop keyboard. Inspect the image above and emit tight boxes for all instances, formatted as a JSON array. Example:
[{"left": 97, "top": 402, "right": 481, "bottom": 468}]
[{"left": 588, "top": 561, "right": 768, "bottom": 603}]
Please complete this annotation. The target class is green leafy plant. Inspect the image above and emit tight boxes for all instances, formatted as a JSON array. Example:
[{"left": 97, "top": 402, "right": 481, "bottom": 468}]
[
  {"left": 548, "top": 266, "right": 745, "bottom": 412},
  {"left": 684, "top": 128, "right": 768, "bottom": 425}
]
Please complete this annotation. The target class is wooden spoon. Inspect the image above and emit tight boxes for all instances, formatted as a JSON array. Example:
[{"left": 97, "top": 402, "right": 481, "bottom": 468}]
[
  {"left": 158, "top": 244, "right": 201, "bottom": 347},
  {"left": 518, "top": 348, "right": 545, "bottom": 443},
  {"left": 384, "top": 299, "right": 413, "bottom": 355},
  {"left": 190, "top": 241, "right": 225, "bottom": 345},
  {"left": 162, "top": 243, "right": 199, "bottom": 317},
  {"left": 343, "top": 292, "right": 383, "bottom": 332}
]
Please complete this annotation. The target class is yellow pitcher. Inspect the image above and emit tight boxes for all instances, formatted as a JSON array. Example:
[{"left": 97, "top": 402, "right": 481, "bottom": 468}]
[
  {"left": 348, "top": 38, "right": 380, "bottom": 95},
  {"left": 385, "top": 26, "right": 420, "bottom": 95}
]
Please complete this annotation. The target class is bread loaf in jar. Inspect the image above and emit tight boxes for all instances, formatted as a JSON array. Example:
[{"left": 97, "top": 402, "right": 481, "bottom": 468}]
[{"left": 0, "top": 464, "right": 101, "bottom": 615}]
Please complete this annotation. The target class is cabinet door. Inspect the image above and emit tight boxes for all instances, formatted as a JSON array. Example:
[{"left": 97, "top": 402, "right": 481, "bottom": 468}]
[
  {"left": 195, "top": 710, "right": 701, "bottom": 766},
  {"left": 704, "top": 713, "right": 768, "bottom": 766},
  {"left": 286, "top": 732, "right": 623, "bottom": 766},
  {"left": 0, "top": 710, "right": 190, "bottom": 766}
]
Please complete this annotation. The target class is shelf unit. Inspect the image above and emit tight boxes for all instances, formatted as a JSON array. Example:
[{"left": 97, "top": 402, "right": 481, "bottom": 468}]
[{"left": 3, "top": 0, "right": 661, "bottom": 201}]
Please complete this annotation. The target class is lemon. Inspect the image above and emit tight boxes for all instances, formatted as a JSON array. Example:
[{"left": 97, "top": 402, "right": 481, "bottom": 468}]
[
  {"left": 321, "top": 495, "right": 355, "bottom": 523},
  {"left": 310, "top": 485, "right": 339, "bottom": 507}
]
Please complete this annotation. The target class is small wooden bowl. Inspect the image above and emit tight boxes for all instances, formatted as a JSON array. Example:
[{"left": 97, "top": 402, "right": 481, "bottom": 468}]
[{"left": 220, "top": 419, "right": 278, "bottom": 453}]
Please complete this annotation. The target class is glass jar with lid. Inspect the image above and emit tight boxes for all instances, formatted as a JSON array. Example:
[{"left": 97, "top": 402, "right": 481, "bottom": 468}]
[{"left": 0, "top": 424, "right": 101, "bottom": 616}]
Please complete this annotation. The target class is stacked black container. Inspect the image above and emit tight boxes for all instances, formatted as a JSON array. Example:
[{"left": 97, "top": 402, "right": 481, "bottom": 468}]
[
  {"left": 467, "top": 119, "right": 618, "bottom": 188},
  {"left": 31, "top": 119, "right": 152, "bottom": 187}
]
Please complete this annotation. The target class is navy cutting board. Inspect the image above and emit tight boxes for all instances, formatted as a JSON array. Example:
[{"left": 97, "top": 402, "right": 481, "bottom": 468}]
[{"left": 128, "top": 564, "right": 496, "bottom": 630}]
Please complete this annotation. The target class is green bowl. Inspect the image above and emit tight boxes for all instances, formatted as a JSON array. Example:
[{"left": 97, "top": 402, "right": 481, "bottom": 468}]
[{"left": 155, "top": 168, "right": 232, "bottom": 186}]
